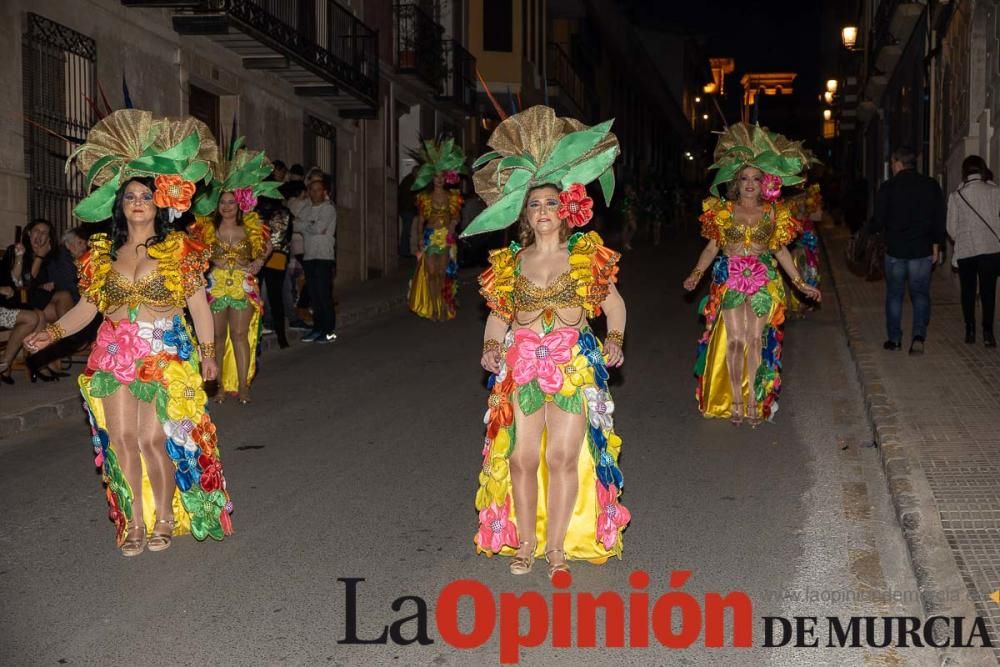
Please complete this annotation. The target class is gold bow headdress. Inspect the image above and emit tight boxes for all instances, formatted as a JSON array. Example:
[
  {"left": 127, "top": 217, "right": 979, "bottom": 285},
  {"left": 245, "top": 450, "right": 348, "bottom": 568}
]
[
  {"left": 192, "top": 136, "right": 283, "bottom": 215},
  {"left": 461, "top": 106, "right": 619, "bottom": 237},
  {"left": 409, "top": 137, "right": 468, "bottom": 191},
  {"left": 708, "top": 122, "right": 816, "bottom": 197},
  {"left": 67, "top": 109, "right": 218, "bottom": 222}
]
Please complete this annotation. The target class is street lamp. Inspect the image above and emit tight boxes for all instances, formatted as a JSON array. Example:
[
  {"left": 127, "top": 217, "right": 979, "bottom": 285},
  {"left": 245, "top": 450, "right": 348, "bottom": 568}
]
[
  {"left": 823, "top": 109, "right": 832, "bottom": 121},
  {"left": 824, "top": 91, "right": 834, "bottom": 104},
  {"left": 826, "top": 79, "right": 838, "bottom": 94},
  {"left": 841, "top": 26, "right": 858, "bottom": 50},
  {"left": 695, "top": 96, "right": 701, "bottom": 103}
]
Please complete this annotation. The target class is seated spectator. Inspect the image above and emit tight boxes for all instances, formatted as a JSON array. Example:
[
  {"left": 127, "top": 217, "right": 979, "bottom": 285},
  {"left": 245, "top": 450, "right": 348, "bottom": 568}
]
[
  {"left": 0, "top": 305, "right": 45, "bottom": 384},
  {"left": 0, "top": 219, "right": 75, "bottom": 326}
]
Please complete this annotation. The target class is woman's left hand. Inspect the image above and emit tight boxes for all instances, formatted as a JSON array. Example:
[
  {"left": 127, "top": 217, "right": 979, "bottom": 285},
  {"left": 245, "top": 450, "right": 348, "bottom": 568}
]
[
  {"left": 604, "top": 340, "right": 624, "bottom": 368},
  {"left": 201, "top": 357, "right": 219, "bottom": 382},
  {"left": 800, "top": 285, "right": 822, "bottom": 302}
]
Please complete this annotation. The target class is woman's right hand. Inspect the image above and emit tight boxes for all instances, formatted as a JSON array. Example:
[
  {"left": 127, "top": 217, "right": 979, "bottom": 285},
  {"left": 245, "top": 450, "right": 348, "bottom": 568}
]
[
  {"left": 0, "top": 286, "right": 13, "bottom": 298},
  {"left": 24, "top": 330, "right": 53, "bottom": 353},
  {"left": 682, "top": 273, "right": 700, "bottom": 291},
  {"left": 13, "top": 243, "right": 25, "bottom": 258},
  {"left": 481, "top": 350, "right": 501, "bottom": 373}
]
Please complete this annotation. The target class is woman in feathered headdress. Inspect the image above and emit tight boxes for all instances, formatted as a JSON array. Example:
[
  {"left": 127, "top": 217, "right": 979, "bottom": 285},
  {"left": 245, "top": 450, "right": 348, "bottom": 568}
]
[
  {"left": 188, "top": 138, "right": 280, "bottom": 404},
  {"left": 407, "top": 138, "right": 467, "bottom": 321},
  {"left": 464, "top": 106, "right": 630, "bottom": 578},
  {"left": 683, "top": 122, "right": 821, "bottom": 426},
  {"left": 25, "top": 109, "right": 234, "bottom": 555}
]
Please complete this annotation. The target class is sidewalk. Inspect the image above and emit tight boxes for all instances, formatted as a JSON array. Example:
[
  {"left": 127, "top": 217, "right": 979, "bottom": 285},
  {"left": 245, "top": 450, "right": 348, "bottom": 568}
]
[
  {"left": 826, "top": 224, "right": 1000, "bottom": 664},
  {"left": 0, "top": 260, "right": 456, "bottom": 440}
]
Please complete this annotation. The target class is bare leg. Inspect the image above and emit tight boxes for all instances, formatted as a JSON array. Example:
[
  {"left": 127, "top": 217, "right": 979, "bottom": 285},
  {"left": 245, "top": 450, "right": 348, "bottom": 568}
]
[
  {"left": 2, "top": 310, "right": 42, "bottom": 369},
  {"left": 227, "top": 306, "right": 254, "bottom": 402},
  {"left": 212, "top": 308, "right": 229, "bottom": 401},
  {"left": 100, "top": 388, "right": 145, "bottom": 554},
  {"left": 509, "top": 402, "right": 545, "bottom": 568},
  {"left": 425, "top": 253, "right": 447, "bottom": 320},
  {"left": 721, "top": 304, "right": 749, "bottom": 423},
  {"left": 743, "top": 306, "right": 768, "bottom": 424},
  {"left": 542, "top": 402, "right": 588, "bottom": 571}
]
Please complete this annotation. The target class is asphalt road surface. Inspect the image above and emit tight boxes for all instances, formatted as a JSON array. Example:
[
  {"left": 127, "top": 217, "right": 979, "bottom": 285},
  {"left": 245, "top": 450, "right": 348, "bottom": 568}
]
[{"left": 1, "top": 230, "right": 940, "bottom": 666}]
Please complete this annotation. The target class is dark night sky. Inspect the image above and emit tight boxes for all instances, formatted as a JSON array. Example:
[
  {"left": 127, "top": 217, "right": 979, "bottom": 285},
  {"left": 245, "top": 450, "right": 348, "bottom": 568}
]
[{"left": 621, "top": 0, "right": 831, "bottom": 142}]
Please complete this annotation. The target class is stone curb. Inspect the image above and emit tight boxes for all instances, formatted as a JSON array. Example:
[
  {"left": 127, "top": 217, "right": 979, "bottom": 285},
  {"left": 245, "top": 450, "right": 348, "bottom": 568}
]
[
  {"left": 0, "top": 288, "right": 413, "bottom": 441},
  {"left": 823, "top": 232, "right": 995, "bottom": 665}
]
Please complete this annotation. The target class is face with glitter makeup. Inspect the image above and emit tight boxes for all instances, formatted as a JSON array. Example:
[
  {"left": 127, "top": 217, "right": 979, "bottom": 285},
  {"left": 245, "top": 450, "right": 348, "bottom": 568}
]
[
  {"left": 524, "top": 185, "right": 563, "bottom": 237},
  {"left": 737, "top": 167, "right": 764, "bottom": 203}
]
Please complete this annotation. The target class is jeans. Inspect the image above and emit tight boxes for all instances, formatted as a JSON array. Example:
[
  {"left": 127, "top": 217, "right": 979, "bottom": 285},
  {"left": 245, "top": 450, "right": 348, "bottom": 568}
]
[
  {"left": 957, "top": 253, "right": 1000, "bottom": 332},
  {"left": 303, "top": 259, "right": 336, "bottom": 335},
  {"left": 884, "top": 255, "right": 932, "bottom": 342}
]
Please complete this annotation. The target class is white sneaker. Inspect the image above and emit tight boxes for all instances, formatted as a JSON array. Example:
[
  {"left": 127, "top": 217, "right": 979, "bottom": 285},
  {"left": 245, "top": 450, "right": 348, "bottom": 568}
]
[{"left": 316, "top": 332, "right": 338, "bottom": 343}]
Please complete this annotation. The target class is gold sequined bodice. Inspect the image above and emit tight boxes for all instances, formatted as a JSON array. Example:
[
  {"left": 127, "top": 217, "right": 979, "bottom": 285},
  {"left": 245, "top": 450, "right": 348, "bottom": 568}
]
[
  {"left": 210, "top": 238, "right": 253, "bottom": 268},
  {"left": 104, "top": 269, "right": 175, "bottom": 311},
  {"left": 512, "top": 271, "right": 582, "bottom": 312},
  {"left": 722, "top": 212, "right": 775, "bottom": 252},
  {"left": 425, "top": 200, "right": 451, "bottom": 229}
]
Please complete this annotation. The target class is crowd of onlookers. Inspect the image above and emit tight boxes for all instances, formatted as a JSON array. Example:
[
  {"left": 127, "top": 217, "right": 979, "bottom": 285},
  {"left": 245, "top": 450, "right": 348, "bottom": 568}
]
[{"left": 0, "top": 160, "right": 340, "bottom": 389}]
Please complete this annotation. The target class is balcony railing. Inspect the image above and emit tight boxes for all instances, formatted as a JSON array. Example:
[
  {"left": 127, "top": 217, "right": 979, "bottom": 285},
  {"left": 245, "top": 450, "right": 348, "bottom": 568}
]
[
  {"left": 546, "top": 43, "right": 587, "bottom": 116},
  {"left": 394, "top": 2, "right": 445, "bottom": 91},
  {"left": 124, "top": 0, "right": 379, "bottom": 107},
  {"left": 438, "top": 39, "right": 476, "bottom": 111}
]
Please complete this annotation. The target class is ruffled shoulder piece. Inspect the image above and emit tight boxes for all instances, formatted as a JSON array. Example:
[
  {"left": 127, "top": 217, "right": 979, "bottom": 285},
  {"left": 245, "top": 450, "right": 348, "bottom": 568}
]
[
  {"left": 568, "top": 231, "right": 620, "bottom": 317},
  {"left": 698, "top": 196, "right": 732, "bottom": 244},
  {"left": 769, "top": 199, "right": 802, "bottom": 250},
  {"left": 78, "top": 233, "right": 114, "bottom": 310},
  {"left": 478, "top": 241, "right": 522, "bottom": 323},
  {"left": 242, "top": 211, "right": 271, "bottom": 260},
  {"left": 188, "top": 217, "right": 216, "bottom": 246},
  {"left": 448, "top": 190, "right": 464, "bottom": 218},
  {"left": 146, "top": 231, "right": 210, "bottom": 303},
  {"left": 415, "top": 191, "right": 432, "bottom": 218}
]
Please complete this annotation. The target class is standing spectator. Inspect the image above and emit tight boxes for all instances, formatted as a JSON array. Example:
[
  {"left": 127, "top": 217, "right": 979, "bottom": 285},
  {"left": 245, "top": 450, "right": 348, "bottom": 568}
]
[
  {"left": 299, "top": 175, "right": 337, "bottom": 343},
  {"left": 869, "top": 146, "right": 946, "bottom": 354},
  {"left": 947, "top": 155, "right": 1000, "bottom": 346},
  {"left": 271, "top": 159, "right": 288, "bottom": 184},
  {"left": 259, "top": 198, "right": 293, "bottom": 348}
]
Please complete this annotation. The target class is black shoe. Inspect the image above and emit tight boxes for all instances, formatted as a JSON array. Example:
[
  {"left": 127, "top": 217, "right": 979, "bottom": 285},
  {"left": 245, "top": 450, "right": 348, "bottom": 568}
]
[
  {"left": 909, "top": 336, "right": 925, "bottom": 355},
  {"left": 965, "top": 326, "right": 976, "bottom": 344},
  {"left": 883, "top": 340, "right": 902, "bottom": 351},
  {"left": 985, "top": 330, "right": 997, "bottom": 348},
  {"left": 0, "top": 364, "right": 12, "bottom": 385},
  {"left": 31, "top": 367, "right": 59, "bottom": 383}
]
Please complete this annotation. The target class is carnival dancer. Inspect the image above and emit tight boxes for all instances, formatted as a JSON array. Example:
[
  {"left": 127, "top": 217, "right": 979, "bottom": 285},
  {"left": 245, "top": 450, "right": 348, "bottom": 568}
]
[
  {"left": 684, "top": 123, "right": 821, "bottom": 426},
  {"left": 189, "top": 138, "right": 278, "bottom": 403},
  {"left": 25, "top": 110, "right": 234, "bottom": 555},
  {"left": 785, "top": 182, "right": 823, "bottom": 316},
  {"left": 408, "top": 138, "right": 466, "bottom": 321},
  {"left": 462, "top": 106, "right": 629, "bottom": 578}
]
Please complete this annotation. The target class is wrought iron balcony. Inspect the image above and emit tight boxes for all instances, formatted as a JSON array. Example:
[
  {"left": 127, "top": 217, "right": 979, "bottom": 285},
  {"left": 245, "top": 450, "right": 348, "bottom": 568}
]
[
  {"left": 394, "top": 2, "right": 445, "bottom": 91},
  {"left": 437, "top": 39, "right": 476, "bottom": 112},
  {"left": 123, "top": 0, "right": 379, "bottom": 111}
]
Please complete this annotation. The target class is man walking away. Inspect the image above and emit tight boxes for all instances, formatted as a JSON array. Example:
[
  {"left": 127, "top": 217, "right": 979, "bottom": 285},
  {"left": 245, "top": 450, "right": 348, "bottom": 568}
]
[
  {"left": 870, "top": 146, "right": 946, "bottom": 354},
  {"left": 299, "top": 175, "right": 338, "bottom": 343}
]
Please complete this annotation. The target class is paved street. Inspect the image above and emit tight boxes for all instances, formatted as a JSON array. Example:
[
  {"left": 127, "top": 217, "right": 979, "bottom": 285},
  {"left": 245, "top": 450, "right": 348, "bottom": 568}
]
[{"left": 0, "top": 229, "right": 947, "bottom": 666}]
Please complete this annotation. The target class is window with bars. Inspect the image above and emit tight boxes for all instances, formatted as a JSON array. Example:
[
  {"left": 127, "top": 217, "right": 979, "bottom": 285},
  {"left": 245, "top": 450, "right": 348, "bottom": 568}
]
[{"left": 304, "top": 116, "right": 337, "bottom": 199}]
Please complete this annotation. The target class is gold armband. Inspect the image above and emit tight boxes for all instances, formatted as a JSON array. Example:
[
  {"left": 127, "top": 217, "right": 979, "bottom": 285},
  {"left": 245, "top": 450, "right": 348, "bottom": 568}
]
[
  {"left": 199, "top": 342, "right": 217, "bottom": 359},
  {"left": 792, "top": 277, "right": 808, "bottom": 290},
  {"left": 45, "top": 322, "right": 66, "bottom": 342},
  {"left": 482, "top": 339, "right": 501, "bottom": 355},
  {"left": 606, "top": 330, "right": 625, "bottom": 347}
]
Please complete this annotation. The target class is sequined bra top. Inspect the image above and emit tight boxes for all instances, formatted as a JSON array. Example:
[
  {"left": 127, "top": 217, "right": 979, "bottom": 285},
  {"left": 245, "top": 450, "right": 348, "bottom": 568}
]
[
  {"left": 210, "top": 237, "right": 254, "bottom": 268},
  {"left": 104, "top": 269, "right": 176, "bottom": 311},
  {"left": 511, "top": 270, "right": 583, "bottom": 312},
  {"left": 721, "top": 213, "right": 776, "bottom": 248}
]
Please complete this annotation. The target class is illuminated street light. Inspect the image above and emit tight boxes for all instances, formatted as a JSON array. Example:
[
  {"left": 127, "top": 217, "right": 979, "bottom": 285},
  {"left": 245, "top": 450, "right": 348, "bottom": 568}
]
[
  {"left": 823, "top": 109, "right": 832, "bottom": 121},
  {"left": 824, "top": 91, "right": 834, "bottom": 104},
  {"left": 826, "top": 79, "right": 838, "bottom": 94},
  {"left": 695, "top": 96, "right": 701, "bottom": 103},
  {"left": 841, "top": 26, "right": 858, "bottom": 49},
  {"left": 702, "top": 113, "right": 709, "bottom": 120}
]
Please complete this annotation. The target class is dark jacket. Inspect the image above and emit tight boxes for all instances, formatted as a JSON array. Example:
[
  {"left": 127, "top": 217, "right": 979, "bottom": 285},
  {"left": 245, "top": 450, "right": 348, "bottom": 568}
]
[{"left": 870, "top": 169, "right": 946, "bottom": 259}]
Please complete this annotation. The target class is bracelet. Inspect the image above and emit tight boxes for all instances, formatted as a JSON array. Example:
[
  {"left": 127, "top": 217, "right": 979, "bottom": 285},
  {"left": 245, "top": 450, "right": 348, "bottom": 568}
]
[
  {"left": 199, "top": 342, "right": 217, "bottom": 358},
  {"left": 45, "top": 322, "right": 66, "bottom": 342},
  {"left": 482, "top": 339, "right": 501, "bottom": 355},
  {"left": 690, "top": 267, "right": 704, "bottom": 278},
  {"left": 792, "top": 277, "right": 808, "bottom": 290},
  {"left": 606, "top": 330, "right": 625, "bottom": 347}
]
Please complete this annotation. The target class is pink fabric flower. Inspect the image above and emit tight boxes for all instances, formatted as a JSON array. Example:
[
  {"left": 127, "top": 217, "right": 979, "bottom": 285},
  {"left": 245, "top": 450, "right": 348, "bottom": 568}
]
[
  {"left": 476, "top": 496, "right": 519, "bottom": 553},
  {"left": 725, "top": 255, "right": 768, "bottom": 295},
  {"left": 761, "top": 174, "right": 783, "bottom": 202},
  {"left": 90, "top": 321, "right": 151, "bottom": 384},
  {"left": 596, "top": 483, "right": 631, "bottom": 549},
  {"left": 233, "top": 187, "right": 257, "bottom": 213},
  {"left": 444, "top": 170, "right": 460, "bottom": 185},
  {"left": 507, "top": 328, "right": 579, "bottom": 394}
]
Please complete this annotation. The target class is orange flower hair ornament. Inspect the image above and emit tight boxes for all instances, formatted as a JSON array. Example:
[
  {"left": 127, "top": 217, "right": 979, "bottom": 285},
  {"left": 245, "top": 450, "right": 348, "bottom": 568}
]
[
  {"left": 153, "top": 174, "right": 197, "bottom": 221},
  {"left": 557, "top": 183, "right": 594, "bottom": 228}
]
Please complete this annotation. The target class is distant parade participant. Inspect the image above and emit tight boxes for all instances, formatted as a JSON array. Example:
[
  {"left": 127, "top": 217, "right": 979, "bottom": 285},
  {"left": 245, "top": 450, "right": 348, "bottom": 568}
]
[
  {"left": 785, "top": 181, "right": 823, "bottom": 316},
  {"left": 407, "top": 139, "right": 466, "bottom": 321},
  {"left": 684, "top": 123, "right": 821, "bottom": 426},
  {"left": 189, "top": 138, "right": 280, "bottom": 403},
  {"left": 25, "top": 110, "right": 233, "bottom": 555},
  {"left": 464, "top": 106, "right": 630, "bottom": 578}
]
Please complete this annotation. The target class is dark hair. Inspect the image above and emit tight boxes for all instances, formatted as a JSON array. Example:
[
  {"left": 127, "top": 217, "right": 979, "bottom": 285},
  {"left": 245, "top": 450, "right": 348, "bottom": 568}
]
[
  {"left": 961, "top": 155, "right": 989, "bottom": 181},
  {"left": 272, "top": 160, "right": 287, "bottom": 171},
  {"left": 110, "top": 177, "right": 172, "bottom": 258},
  {"left": 891, "top": 146, "right": 916, "bottom": 169},
  {"left": 289, "top": 164, "right": 305, "bottom": 177},
  {"left": 17, "top": 218, "right": 57, "bottom": 270},
  {"left": 212, "top": 190, "right": 244, "bottom": 229},
  {"left": 518, "top": 184, "right": 568, "bottom": 247}
]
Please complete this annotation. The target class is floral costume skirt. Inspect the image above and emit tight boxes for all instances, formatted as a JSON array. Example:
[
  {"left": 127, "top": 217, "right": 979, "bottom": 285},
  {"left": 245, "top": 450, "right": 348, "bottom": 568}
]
[
  {"left": 785, "top": 221, "right": 821, "bottom": 315},
  {"left": 695, "top": 253, "right": 787, "bottom": 421},
  {"left": 475, "top": 326, "right": 630, "bottom": 562},
  {"left": 408, "top": 226, "right": 458, "bottom": 321},
  {"left": 79, "top": 316, "right": 233, "bottom": 545},
  {"left": 207, "top": 266, "right": 263, "bottom": 394}
]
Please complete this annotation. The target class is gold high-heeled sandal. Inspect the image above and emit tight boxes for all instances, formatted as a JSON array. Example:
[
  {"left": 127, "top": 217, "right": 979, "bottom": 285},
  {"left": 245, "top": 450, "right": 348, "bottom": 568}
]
[
  {"left": 147, "top": 518, "right": 174, "bottom": 552},
  {"left": 509, "top": 540, "right": 536, "bottom": 575},
  {"left": 121, "top": 521, "right": 146, "bottom": 557},
  {"left": 545, "top": 549, "right": 570, "bottom": 579},
  {"left": 730, "top": 402, "right": 743, "bottom": 426}
]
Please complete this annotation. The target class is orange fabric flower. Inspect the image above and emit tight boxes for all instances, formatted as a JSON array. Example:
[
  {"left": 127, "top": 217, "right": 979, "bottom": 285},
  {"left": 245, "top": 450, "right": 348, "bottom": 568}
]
[
  {"left": 137, "top": 351, "right": 176, "bottom": 383},
  {"left": 486, "top": 381, "right": 515, "bottom": 441},
  {"left": 153, "top": 175, "right": 197, "bottom": 213},
  {"left": 192, "top": 414, "right": 218, "bottom": 455}
]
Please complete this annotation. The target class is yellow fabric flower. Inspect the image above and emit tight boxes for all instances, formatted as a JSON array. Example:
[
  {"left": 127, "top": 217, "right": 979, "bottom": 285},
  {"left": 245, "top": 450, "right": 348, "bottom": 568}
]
[
  {"left": 164, "top": 363, "right": 206, "bottom": 422},
  {"left": 210, "top": 268, "right": 248, "bottom": 301},
  {"left": 476, "top": 456, "right": 510, "bottom": 510},
  {"left": 606, "top": 432, "right": 623, "bottom": 460},
  {"left": 560, "top": 353, "right": 594, "bottom": 396},
  {"left": 146, "top": 232, "right": 184, "bottom": 297}
]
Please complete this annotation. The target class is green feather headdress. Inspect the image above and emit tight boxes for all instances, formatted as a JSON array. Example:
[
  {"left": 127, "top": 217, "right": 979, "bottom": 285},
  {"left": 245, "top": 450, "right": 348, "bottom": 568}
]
[
  {"left": 461, "top": 106, "right": 619, "bottom": 238},
  {"left": 410, "top": 137, "right": 468, "bottom": 191},
  {"left": 193, "top": 136, "right": 283, "bottom": 215},
  {"left": 708, "top": 122, "right": 816, "bottom": 197},
  {"left": 67, "top": 109, "right": 218, "bottom": 222}
]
